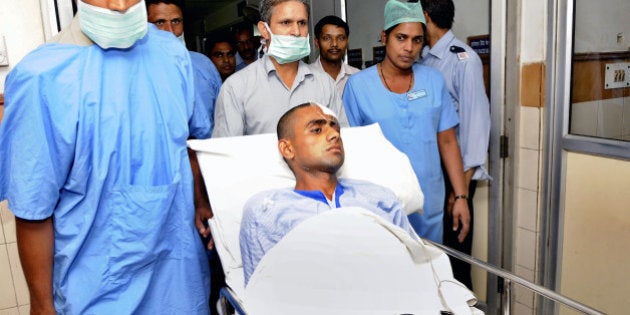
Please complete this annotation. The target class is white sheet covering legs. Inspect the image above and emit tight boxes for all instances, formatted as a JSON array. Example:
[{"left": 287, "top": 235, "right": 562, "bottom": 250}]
[{"left": 245, "top": 208, "right": 477, "bottom": 315}]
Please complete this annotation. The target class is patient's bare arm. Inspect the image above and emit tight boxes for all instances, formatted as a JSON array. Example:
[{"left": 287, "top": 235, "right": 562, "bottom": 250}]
[{"left": 188, "top": 147, "right": 214, "bottom": 250}]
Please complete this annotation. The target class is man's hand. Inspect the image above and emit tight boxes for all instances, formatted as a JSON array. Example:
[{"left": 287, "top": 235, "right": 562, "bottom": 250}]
[
  {"left": 195, "top": 202, "right": 214, "bottom": 250},
  {"left": 451, "top": 199, "right": 470, "bottom": 243}
]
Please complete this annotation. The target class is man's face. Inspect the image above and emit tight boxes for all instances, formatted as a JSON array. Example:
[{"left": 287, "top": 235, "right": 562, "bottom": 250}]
[
  {"left": 82, "top": 0, "right": 140, "bottom": 10},
  {"left": 284, "top": 106, "right": 344, "bottom": 174},
  {"left": 259, "top": 0, "right": 309, "bottom": 41},
  {"left": 315, "top": 24, "right": 348, "bottom": 63},
  {"left": 235, "top": 30, "right": 256, "bottom": 60},
  {"left": 209, "top": 42, "right": 236, "bottom": 80},
  {"left": 147, "top": 3, "right": 184, "bottom": 37},
  {"left": 382, "top": 22, "right": 424, "bottom": 70}
]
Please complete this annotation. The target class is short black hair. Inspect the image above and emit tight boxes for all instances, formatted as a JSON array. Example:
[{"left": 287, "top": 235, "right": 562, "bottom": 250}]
[
  {"left": 145, "top": 0, "right": 185, "bottom": 12},
  {"left": 260, "top": 0, "right": 310, "bottom": 24},
  {"left": 420, "top": 0, "right": 454, "bottom": 30},
  {"left": 277, "top": 103, "right": 314, "bottom": 140},
  {"left": 314, "top": 15, "right": 349, "bottom": 39},
  {"left": 206, "top": 31, "right": 237, "bottom": 55}
]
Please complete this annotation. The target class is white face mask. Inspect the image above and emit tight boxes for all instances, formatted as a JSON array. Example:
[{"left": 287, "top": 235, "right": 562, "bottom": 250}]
[
  {"left": 78, "top": 0, "right": 148, "bottom": 49},
  {"left": 263, "top": 23, "right": 310, "bottom": 64},
  {"left": 177, "top": 32, "right": 186, "bottom": 46}
]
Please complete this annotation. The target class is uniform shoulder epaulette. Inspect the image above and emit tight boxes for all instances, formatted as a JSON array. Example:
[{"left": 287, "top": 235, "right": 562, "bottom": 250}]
[{"left": 450, "top": 45, "right": 469, "bottom": 60}]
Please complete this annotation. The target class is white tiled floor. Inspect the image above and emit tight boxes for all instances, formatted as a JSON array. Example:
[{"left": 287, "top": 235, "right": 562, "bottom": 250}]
[
  {"left": 515, "top": 227, "right": 537, "bottom": 271},
  {"left": 0, "top": 202, "right": 15, "bottom": 244},
  {"left": 0, "top": 201, "right": 28, "bottom": 311},
  {"left": 0, "top": 308, "right": 20, "bottom": 315},
  {"left": 519, "top": 106, "right": 541, "bottom": 150},
  {"left": 7, "top": 243, "right": 28, "bottom": 306},
  {"left": 597, "top": 98, "right": 624, "bottom": 139},
  {"left": 0, "top": 244, "right": 17, "bottom": 309},
  {"left": 517, "top": 148, "right": 540, "bottom": 191},
  {"left": 570, "top": 101, "right": 599, "bottom": 136},
  {"left": 516, "top": 188, "right": 538, "bottom": 232}
]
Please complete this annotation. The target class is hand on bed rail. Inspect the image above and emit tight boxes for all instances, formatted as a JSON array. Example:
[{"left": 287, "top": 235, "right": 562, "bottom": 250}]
[
  {"left": 450, "top": 194, "right": 470, "bottom": 243},
  {"left": 188, "top": 147, "right": 215, "bottom": 250},
  {"left": 196, "top": 202, "right": 214, "bottom": 250}
]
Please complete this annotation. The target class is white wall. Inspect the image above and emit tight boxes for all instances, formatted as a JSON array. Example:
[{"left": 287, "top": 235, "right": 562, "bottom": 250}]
[
  {"left": 0, "top": 0, "right": 46, "bottom": 93},
  {"left": 574, "top": 0, "right": 630, "bottom": 53}
]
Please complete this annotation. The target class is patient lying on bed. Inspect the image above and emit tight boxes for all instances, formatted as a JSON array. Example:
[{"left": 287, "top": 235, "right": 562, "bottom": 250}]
[{"left": 239, "top": 103, "right": 418, "bottom": 285}]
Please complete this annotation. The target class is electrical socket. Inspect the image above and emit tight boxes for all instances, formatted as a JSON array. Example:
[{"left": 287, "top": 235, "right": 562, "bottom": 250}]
[
  {"left": 0, "top": 35, "right": 9, "bottom": 67},
  {"left": 604, "top": 62, "right": 629, "bottom": 89}
]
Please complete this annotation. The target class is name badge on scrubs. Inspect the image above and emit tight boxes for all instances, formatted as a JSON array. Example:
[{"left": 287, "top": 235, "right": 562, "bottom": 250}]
[{"left": 407, "top": 89, "right": 426, "bottom": 101}]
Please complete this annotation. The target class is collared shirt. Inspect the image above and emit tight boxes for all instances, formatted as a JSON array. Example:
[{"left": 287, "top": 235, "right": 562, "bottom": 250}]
[
  {"left": 213, "top": 54, "right": 347, "bottom": 137},
  {"left": 310, "top": 56, "right": 360, "bottom": 97},
  {"left": 235, "top": 50, "right": 259, "bottom": 71},
  {"left": 421, "top": 30, "right": 491, "bottom": 180},
  {"left": 239, "top": 178, "right": 416, "bottom": 285},
  {"left": 343, "top": 63, "right": 458, "bottom": 243},
  {"left": 0, "top": 25, "right": 211, "bottom": 313},
  {"left": 49, "top": 16, "right": 93, "bottom": 46}
]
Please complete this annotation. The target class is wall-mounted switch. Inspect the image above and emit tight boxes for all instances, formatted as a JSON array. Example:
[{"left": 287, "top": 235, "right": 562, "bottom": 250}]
[
  {"left": 604, "top": 62, "right": 629, "bottom": 89},
  {"left": 0, "top": 35, "right": 9, "bottom": 67}
]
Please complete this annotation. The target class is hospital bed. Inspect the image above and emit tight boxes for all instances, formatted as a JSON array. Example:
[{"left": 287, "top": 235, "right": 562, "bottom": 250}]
[{"left": 188, "top": 124, "right": 481, "bottom": 315}]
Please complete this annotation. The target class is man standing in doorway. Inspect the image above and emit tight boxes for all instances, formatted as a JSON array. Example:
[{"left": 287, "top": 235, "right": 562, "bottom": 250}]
[
  {"left": 311, "top": 15, "right": 360, "bottom": 96},
  {"left": 420, "top": 0, "right": 491, "bottom": 289}
]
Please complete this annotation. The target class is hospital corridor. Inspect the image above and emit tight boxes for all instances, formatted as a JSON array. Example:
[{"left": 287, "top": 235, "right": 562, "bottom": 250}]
[{"left": 0, "top": 0, "right": 629, "bottom": 314}]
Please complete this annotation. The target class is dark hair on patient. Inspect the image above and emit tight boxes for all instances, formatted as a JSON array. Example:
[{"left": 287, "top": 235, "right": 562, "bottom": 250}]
[
  {"left": 145, "top": 0, "right": 185, "bottom": 11},
  {"left": 420, "top": 0, "right": 455, "bottom": 30},
  {"left": 277, "top": 103, "right": 314, "bottom": 140},
  {"left": 314, "top": 15, "right": 349, "bottom": 38}
]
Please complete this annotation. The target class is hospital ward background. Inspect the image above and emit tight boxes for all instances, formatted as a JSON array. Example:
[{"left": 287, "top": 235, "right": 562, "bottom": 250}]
[{"left": 1, "top": 0, "right": 629, "bottom": 314}]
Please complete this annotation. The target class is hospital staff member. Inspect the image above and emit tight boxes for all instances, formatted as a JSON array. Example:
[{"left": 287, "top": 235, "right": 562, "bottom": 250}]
[
  {"left": 0, "top": 0, "right": 211, "bottom": 313},
  {"left": 420, "top": 0, "right": 491, "bottom": 289},
  {"left": 211, "top": 0, "right": 347, "bottom": 138},
  {"left": 342, "top": 0, "right": 470, "bottom": 244}
]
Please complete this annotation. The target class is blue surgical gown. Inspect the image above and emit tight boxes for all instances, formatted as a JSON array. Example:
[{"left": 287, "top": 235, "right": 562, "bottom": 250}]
[
  {"left": 343, "top": 64, "right": 459, "bottom": 243},
  {"left": 189, "top": 51, "right": 221, "bottom": 137},
  {"left": 0, "top": 27, "right": 210, "bottom": 314}
]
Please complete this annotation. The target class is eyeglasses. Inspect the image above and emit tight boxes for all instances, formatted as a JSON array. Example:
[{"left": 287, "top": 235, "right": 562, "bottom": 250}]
[{"left": 151, "top": 18, "right": 183, "bottom": 27}]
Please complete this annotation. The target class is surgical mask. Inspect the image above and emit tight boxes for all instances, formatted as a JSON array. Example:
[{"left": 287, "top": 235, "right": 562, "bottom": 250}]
[
  {"left": 177, "top": 32, "right": 186, "bottom": 46},
  {"left": 78, "top": 0, "right": 148, "bottom": 49},
  {"left": 263, "top": 23, "right": 310, "bottom": 64}
]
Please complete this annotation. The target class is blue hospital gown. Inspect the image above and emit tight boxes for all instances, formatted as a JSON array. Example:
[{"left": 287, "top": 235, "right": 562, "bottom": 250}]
[
  {"left": 0, "top": 27, "right": 210, "bottom": 314},
  {"left": 342, "top": 64, "right": 459, "bottom": 243},
  {"left": 239, "top": 178, "right": 417, "bottom": 285}
]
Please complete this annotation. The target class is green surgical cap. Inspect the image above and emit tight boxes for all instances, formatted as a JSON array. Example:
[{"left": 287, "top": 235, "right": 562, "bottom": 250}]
[{"left": 384, "top": 0, "right": 425, "bottom": 30}]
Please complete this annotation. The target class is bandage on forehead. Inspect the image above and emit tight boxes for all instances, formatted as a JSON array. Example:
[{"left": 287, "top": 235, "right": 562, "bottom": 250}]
[
  {"left": 384, "top": 0, "right": 425, "bottom": 30},
  {"left": 313, "top": 102, "right": 338, "bottom": 120}
]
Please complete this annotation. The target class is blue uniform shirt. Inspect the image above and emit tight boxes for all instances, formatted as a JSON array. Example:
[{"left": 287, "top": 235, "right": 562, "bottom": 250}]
[
  {"left": 189, "top": 51, "right": 221, "bottom": 138},
  {"left": 343, "top": 64, "right": 458, "bottom": 243},
  {"left": 421, "top": 31, "right": 491, "bottom": 180},
  {"left": 0, "top": 26, "right": 211, "bottom": 314}
]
